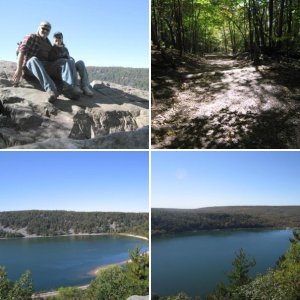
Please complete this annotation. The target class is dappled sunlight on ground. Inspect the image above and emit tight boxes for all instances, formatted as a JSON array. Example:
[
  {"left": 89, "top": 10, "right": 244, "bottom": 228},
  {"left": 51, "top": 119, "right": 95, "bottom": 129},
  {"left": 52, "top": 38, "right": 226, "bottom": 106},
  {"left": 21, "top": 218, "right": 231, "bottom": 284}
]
[{"left": 152, "top": 51, "right": 300, "bottom": 149}]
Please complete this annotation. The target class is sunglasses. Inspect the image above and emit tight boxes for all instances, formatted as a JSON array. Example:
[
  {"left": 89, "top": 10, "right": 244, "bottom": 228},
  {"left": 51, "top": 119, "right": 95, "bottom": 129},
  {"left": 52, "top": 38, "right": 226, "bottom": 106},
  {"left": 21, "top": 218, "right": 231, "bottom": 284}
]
[{"left": 41, "top": 27, "right": 50, "bottom": 32}]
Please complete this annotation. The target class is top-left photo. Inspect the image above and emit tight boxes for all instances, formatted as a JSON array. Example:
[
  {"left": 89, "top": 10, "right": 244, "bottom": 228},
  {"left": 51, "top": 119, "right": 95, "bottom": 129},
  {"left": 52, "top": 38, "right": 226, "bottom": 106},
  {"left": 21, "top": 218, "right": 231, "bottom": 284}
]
[{"left": 0, "top": 0, "right": 149, "bottom": 149}]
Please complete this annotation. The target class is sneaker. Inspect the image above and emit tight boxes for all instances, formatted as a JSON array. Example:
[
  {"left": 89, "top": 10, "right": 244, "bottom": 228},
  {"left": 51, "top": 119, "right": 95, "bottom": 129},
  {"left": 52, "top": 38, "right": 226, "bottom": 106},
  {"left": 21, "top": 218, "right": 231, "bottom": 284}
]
[
  {"left": 73, "top": 86, "right": 83, "bottom": 94},
  {"left": 63, "top": 87, "right": 81, "bottom": 100},
  {"left": 82, "top": 86, "right": 94, "bottom": 97},
  {"left": 47, "top": 91, "right": 58, "bottom": 103}
]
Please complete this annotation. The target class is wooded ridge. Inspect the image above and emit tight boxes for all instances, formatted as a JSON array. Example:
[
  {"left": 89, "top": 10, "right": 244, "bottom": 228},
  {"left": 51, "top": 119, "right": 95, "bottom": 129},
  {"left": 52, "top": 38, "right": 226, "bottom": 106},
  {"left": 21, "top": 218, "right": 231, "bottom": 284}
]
[
  {"left": 87, "top": 66, "right": 148, "bottom": 91},
  {"left": 0, "top": 210, "right": 148, "bottom": 238},
  {"left": 152, "top": 206, "right": 300, "bottom": 235}
]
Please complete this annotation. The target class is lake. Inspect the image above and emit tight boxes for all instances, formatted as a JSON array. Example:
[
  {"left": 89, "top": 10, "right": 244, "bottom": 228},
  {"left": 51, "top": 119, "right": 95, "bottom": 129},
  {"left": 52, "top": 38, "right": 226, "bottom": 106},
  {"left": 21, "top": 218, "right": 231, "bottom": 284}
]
[
  {"left": 0, "top": 235, "right": 148, "bottom": 291},
  {"left": 152, "top": 229, "right": 292, "bottom": 298}
]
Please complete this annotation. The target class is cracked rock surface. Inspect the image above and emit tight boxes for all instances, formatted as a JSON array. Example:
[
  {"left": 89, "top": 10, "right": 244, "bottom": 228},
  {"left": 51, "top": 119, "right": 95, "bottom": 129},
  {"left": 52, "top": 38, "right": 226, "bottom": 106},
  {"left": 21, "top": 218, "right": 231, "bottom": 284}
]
[{"left": 0, "top": 60, "right": 149, "bottom": 149}]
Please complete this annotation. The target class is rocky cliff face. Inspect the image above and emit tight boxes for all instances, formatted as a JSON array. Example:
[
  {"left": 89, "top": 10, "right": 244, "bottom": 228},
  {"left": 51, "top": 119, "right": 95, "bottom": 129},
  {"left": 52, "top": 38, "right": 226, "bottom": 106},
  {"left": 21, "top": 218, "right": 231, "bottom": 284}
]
[{"left": 0, "top": 60, "right": 149, "bottom": 149}]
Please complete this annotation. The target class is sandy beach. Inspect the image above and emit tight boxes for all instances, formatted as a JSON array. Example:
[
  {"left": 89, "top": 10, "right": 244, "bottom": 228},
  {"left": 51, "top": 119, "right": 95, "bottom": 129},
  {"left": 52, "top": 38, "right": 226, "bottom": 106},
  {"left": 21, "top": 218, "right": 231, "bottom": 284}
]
[{"left": 0, "top": 230, "right": 148, "bottom": 241}]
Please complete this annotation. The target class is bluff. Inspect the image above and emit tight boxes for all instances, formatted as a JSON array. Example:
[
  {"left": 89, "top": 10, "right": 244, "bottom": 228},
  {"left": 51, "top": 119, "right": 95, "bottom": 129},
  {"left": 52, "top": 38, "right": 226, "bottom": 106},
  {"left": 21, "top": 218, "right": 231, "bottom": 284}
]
[
  {"left": 152, "top": 206, "right": 300, "bottom": 235},
  {"left": 0, "top": 210, "right": 149, "bottom": 238},
  {"left": 0, "top": 60, "right": 149, "bottom": 149}
]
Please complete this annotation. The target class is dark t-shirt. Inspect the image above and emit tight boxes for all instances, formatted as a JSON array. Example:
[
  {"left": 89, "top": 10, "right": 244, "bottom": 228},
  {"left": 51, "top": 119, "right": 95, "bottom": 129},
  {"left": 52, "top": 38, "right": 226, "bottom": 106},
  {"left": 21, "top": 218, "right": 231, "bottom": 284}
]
[{"left": 36, "top": 37, "right": 52, "bottom": 61}]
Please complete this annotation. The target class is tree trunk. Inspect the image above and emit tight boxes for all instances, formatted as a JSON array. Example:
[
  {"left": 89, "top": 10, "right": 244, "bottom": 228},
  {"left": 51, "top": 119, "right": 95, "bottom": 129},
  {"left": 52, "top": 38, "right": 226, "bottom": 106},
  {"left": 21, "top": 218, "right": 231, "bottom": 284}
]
[
  {"left": 277, "top": 0, "right": 285, "bottom": 50},
  {"left": 269, "top": 0, "right": 274, "bottom": 50},
  {"left": 151, "top": 0, "right": 159, "bottom": 47}
]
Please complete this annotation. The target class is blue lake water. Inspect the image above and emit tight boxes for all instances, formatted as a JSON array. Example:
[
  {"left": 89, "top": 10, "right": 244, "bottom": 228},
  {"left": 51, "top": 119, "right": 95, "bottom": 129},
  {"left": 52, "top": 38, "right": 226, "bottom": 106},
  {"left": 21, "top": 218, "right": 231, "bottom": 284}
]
[
  {"left": 152, "top": 229, "right": 292, "bottom": 298},
  {"left": 0, "top": 235, "right": 148, "bottom": 291}
]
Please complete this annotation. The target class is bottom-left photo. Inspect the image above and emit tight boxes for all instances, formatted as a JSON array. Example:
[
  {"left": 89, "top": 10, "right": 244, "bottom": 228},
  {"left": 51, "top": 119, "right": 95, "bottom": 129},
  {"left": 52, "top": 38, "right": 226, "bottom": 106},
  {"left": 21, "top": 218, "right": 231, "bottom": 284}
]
[{"left": 0, "top": 151, "right": 149, "bottom": 300}]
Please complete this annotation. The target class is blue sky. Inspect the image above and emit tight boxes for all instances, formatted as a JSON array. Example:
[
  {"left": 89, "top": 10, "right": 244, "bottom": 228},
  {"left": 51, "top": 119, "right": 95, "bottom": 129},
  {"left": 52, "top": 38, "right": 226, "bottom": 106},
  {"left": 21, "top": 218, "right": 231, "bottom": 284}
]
[
  {"left": 0, "top": 151, "right": 149, "bottom": 212},
  {"left": 152, "top": 151, "right": 300, "bottom": 208},
  {"left": 0, "top": 0, "right": 149, "bottom": 68}
]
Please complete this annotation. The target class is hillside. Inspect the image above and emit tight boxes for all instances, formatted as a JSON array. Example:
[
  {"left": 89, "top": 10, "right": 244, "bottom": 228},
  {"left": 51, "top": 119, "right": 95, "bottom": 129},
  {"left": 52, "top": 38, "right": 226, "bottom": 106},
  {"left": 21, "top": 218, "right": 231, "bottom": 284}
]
[
  {"left": 0, "top": 210, "right": 148, "bottom": 238},
  {"left": 152, "top": 206, "right": 300, "bottom": 236},
  {"left": 87, "top": 66, "right": 148, "bottom": 91}
]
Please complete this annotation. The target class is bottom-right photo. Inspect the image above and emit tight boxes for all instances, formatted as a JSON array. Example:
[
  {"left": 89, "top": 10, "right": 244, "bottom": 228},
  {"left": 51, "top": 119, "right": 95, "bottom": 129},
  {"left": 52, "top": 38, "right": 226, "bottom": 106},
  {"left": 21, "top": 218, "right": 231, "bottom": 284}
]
[{"left": 151, "top": 151, "right": 300, "bottom": 300}]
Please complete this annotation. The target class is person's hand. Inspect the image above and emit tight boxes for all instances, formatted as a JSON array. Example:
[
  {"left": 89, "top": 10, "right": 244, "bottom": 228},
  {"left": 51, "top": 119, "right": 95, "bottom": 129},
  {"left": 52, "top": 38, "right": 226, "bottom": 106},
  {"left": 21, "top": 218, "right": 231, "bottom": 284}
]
[{"left": 12, "top": 68, "right": 22, "bottom": 86}]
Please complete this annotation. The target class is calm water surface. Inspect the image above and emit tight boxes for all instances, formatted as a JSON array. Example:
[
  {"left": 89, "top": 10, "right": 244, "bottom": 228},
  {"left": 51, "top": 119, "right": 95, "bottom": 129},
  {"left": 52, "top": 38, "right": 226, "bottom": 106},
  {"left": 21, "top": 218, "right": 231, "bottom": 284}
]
[
  {"left": 152, "top": 229, "right": 292, "bottom": 298},
  {"left": 0, "top": 235, "right": 148, "bottom": 291}
]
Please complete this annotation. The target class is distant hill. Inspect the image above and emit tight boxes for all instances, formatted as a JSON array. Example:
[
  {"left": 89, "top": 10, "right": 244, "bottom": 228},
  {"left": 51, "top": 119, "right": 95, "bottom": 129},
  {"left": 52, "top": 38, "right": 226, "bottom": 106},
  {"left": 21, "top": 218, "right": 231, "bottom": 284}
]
[
  {"left": 152, "top": 206, "right": 300, "bottom": 236},
  {"left": 0, "top": 210, "right": 148, "bottom": 238},
  {"left": 87, "top": 66, "right": 148, "bottom": 91}
]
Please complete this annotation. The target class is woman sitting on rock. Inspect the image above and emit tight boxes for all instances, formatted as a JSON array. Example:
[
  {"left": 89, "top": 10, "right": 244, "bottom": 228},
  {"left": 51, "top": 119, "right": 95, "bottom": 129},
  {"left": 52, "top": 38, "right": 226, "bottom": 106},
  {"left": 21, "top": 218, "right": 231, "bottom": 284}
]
[{"left": 49, "top": 32, "right": 94, "bottom": 97}]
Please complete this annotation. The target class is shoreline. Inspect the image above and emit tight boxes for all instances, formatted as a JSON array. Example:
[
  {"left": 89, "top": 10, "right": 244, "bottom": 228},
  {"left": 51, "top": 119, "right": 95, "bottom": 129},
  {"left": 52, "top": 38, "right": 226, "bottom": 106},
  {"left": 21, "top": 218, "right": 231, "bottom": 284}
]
[
  {"left": 87, "top": 249, "right": 149, "bottom": 276},
  {"left": 152, "top": 227, "right": 294, "bottom": 238},
  {"left": 31, "top": 250, "right": 149, "bottom": 298},
  {"left": 0, "top": 232, "right": 148, "bottom": 241},
  {"left": 88, "top": 259, "right": 129, "bottom": 276}
]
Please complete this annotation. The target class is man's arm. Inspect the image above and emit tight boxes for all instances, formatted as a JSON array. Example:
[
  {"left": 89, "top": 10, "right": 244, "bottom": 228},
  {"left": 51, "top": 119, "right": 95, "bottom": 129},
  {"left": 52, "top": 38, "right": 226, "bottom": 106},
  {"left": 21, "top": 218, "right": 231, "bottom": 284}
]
[{"left": 13, "top": 51, "right": 25, "bottom": 84}]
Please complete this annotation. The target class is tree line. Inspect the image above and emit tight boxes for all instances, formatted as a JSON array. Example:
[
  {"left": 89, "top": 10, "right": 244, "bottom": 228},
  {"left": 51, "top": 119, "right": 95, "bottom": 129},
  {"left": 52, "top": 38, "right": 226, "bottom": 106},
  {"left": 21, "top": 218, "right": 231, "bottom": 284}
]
[
  {"left": 152, "top": 0, "right": 300, "bottom": 61},
  {"left": 152, "top": 206, "right": 300, "bottom": 235},
  {"left": 87, "top": 66, "right": 149, "bottom": 91},
  {"left": 0, "top": 210, "right": 148, "bottom": 238}
]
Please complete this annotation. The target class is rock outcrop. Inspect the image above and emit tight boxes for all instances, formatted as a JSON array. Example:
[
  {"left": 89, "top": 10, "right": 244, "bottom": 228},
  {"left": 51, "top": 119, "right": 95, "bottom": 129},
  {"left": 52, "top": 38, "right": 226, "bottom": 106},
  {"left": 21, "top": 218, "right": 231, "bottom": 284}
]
[{"left": 0, "top": 60, "right": 149, "bottom": 149}]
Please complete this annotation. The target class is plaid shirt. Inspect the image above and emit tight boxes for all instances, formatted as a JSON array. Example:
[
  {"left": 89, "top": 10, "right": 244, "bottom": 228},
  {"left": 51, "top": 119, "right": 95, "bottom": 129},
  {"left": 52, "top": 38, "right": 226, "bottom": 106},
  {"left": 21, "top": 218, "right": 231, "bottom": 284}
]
[{"left": 19, "top": 33, "right": 52, "bottom": 66}]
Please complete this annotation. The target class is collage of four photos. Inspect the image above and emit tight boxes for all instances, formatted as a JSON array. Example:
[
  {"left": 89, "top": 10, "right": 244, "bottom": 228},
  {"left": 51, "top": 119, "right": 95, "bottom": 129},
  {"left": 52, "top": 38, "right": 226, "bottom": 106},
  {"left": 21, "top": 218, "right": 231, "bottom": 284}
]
[{"left": 0, "top": 0, "right": 300, "bottom": 299}]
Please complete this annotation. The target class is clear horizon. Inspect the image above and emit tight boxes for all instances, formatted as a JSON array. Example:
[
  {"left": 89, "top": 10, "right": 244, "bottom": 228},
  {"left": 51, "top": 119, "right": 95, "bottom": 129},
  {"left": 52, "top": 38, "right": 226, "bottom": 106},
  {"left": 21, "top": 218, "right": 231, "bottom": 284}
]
[
  {"left": 0, "top": 0, "right": 149, "bottom": 68},
  {"left": 152, "top": 204, "right": 300, "bottom": 209},
  {"left": 0, "top": 152, "right": 149, "bottom": 212},
  {"left": 152, "top": 151, "right": 300, "bottom": 209}
]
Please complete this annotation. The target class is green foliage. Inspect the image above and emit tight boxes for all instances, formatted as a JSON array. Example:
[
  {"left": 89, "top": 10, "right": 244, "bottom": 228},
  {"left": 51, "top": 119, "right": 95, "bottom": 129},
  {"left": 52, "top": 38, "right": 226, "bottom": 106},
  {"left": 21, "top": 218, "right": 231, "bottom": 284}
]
[
  {"left": 152, "top": 0, "right": 300, "bottom": 58},
  {"left": 0, "top": 267, "right": 11, "bottom": 300},
  {"left": 83, "top": 247, "right": 148, "bottom": 300},
  {"left": 208, "top": 248, "right": 256, "bottom": 299},
  {"left": 208, "top": 231, "right": 300, "bottom": 300},
  {"left": 161, "top": 292, "right": 191, "bottom": 300},
  {"left": 86, "top": 67, "right": 148, "bottom": 91},
  {"left": 228, "top": 248, "right": 256, "bottom": 288},
  {"left": 0, "top": 267, "right": 32, "bottom": 300},
  {"left": 86, "top": 266, "right": 135, "bottom": 300},
  {"left": 289, "top": 229, "right": 300, "bottom": 244},
  {"left": 237, "top": 242, "right": 300, "bottom": 299},
  {"left": 0, "top": 247, "right": 149, "bottom": 300},
  {"left": 125, "top": 248, "right": 149, "bottom": 295},
  {"left": 0, "top": 210, "right": 148, "bottom": 238},
  {"left": 56, "top": 286, "right": 84, "bottom": 299}
]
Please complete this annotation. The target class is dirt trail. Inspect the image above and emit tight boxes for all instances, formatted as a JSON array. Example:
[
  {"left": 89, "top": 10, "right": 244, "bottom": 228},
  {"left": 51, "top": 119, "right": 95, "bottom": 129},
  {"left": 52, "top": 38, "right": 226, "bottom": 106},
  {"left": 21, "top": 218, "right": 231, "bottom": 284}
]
[{"left": 152, "top": 53, "right": 300, "bottom": 149}]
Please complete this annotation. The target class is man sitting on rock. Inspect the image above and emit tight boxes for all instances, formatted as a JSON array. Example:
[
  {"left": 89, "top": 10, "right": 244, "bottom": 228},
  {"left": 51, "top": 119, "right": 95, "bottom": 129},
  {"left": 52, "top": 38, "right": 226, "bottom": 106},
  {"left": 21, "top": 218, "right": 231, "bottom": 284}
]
[{"left": 13, "top": 21, "right": 81, "bottom": 103}]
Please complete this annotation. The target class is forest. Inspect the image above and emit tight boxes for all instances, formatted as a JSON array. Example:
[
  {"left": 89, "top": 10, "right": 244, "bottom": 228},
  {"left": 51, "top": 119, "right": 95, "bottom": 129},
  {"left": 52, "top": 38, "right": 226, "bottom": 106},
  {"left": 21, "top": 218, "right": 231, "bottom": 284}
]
[
  {"left": 152, "top": 0, "right": 300, "bottom": 59},
  {"left": 87, "top": 66, "right": 149, "bottom": 91},
  {"left": 152, "top": 206, "right": 300, "bottom": 235},
  {"left": 151, "top": 0, "right": 300, "bottom": 149},
  {"left": 0, "top": 210, "right": 148, "bottom": 238}
]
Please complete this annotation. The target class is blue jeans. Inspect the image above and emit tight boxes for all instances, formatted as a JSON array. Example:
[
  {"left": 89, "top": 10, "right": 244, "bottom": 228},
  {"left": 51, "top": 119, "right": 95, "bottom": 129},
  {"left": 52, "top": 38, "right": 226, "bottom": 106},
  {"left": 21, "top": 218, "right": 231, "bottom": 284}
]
[
  {"left": 75, "top": 60, "right": 90, "bottom": 87},
  {"left": 26, "top": 57, "right": 57, "bottom": 92},
  {"left": 49, "top": 58, "right": 77, "bottom": 90}
]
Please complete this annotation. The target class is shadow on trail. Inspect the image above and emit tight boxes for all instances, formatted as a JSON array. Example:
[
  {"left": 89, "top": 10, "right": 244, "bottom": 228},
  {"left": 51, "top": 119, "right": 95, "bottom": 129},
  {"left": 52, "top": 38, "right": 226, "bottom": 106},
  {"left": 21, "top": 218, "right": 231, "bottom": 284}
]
[
  {"left": 152, "top": 108, "right": 300, "bottom": 149},
  {"left": 151, "top": 49, "right": 300, "bottom": 149}
]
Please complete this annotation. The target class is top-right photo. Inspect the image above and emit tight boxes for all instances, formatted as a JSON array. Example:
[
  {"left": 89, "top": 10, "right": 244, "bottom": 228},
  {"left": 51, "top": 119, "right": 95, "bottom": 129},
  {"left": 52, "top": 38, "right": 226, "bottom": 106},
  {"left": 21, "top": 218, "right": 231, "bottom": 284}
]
[{"left": 151, "top": 0, "right": 300, "bottom": 149}]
